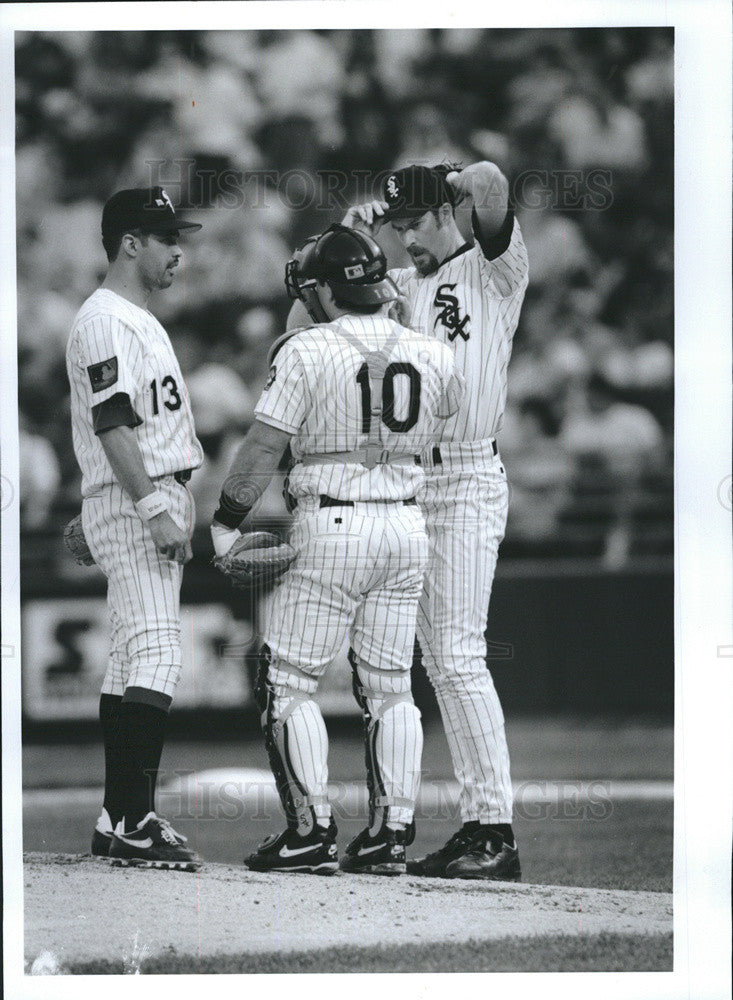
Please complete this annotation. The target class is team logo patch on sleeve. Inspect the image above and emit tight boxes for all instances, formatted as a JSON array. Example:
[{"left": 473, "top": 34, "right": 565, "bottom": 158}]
[{"left": 87, "top": 356, "right": 119, "bottom": 393}]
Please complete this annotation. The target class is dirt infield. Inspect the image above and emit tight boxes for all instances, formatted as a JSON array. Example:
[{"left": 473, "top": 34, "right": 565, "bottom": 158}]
[{"left": 24, "top": 852, "right": 672, "bottom": 973}]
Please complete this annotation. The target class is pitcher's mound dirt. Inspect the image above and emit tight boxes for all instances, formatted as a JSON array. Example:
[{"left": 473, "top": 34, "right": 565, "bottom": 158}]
[{"left": 24, "top": 852, "right": 672, "bottom": 970}]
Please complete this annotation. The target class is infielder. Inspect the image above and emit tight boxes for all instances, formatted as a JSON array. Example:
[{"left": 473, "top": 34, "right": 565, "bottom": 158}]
[
  {"left": 338, "top": 162, "right": 529, "bottom": 880},
  {"left": 211, "top": 225, "right": 463, "bottom": 875},
  {"left": 65, "top": 187, "right": 203, "bottom": 870}
]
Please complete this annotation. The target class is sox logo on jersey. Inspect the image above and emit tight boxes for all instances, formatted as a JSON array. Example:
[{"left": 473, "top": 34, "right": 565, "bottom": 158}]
[
  {"left": 389, "top": 217, "right": 529, "bottom": 825},
  {"left": 433, "top": 283, "right": 471, "bottom": 341}
]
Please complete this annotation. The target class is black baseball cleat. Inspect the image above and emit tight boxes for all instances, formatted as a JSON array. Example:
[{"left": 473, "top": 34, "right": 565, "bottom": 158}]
[
  {"left": 109, "top": 812, "right": 200, "bottom": 871},
  {"left": 445, "top": 832, "right": 522, "bottom": 882},
  {"left": 91, "top": 808, "right": 114, "bottom": 857},
  {"left": 406, "top": 822, "right": 485, "bottom": 877},
  {"left": 244, "top": 822, "right": 338, "bottom": 875},
  {"left": 339, "top": 823, "right": 407, "bottom": 876}
]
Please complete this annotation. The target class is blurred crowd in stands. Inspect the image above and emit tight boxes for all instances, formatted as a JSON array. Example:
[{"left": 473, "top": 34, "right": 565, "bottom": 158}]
[{"left": 16, "top": 28, "right": 673, "bottom": 565}]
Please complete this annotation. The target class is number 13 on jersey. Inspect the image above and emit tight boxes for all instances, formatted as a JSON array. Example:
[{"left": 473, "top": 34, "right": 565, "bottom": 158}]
[{"left": 150, "top": 375, "right": 182, "bottom": 415}]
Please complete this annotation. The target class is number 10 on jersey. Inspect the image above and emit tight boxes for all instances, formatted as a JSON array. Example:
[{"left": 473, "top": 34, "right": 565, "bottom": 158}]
[{"left": 356, "top": 362, "right": 421, "bottom": 433}]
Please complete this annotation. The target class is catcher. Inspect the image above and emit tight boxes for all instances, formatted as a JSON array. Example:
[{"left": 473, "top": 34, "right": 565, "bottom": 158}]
[{"left": 211, "top": 225, "right": 462, "bottom": 875}]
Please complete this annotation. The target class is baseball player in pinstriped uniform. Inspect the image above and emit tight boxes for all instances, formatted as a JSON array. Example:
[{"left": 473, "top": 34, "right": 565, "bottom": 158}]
[
  {"left": 210, "top": 225, "right": 463, "bottom": 874},
  {"left": 336, "top": 162, "right": 529, "bottom": 880},
  {"left": 65, "top": 188, "right": 203, "bottom": 870}
]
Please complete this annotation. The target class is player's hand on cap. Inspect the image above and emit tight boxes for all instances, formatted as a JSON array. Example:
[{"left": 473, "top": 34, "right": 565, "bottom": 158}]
[
  {"left": 445, "top": 161, "right": 508, "bottom": 211},
  {"left": 149, "top": 511, "right": 192, "bottom": 564},
  {"left": 341, "top": 200, "right": 388, "bottom": 237},
  {"left": 444, "top": 167, "right": 470, "bottom": 205},
  {"left": 388, "top": 292, "right": 412, "bottom": 327}
]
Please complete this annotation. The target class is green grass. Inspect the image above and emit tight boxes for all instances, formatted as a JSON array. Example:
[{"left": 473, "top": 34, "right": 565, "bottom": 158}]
[
  {"left": 23, "top": 719, "right": 673, "bottom": 891},
  {"left": 516, "top": 799, "right": 673, "bottom": 892},
  {"left": 24, "top": 797, "right": 673, "bottom": 893},
  {"left": 22, "top": 719, "right": 674, "bottom": 787},
  {"left": 67, "top": 932, "right": 673, "bottom": 974}
]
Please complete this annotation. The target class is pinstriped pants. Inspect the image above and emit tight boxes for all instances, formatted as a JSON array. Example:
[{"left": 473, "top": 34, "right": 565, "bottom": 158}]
[
  {"left": 264, "top": 500, "right": 429, "bottom": 680},
  {"left": 82, "top": 475, "right": 193, "bottom": 701},
  {"left": 416, "top": 453, "right": 514, "bottom": 823}
]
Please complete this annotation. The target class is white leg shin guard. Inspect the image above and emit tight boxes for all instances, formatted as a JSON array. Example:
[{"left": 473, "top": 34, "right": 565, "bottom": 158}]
[
  {"left": 349, "top": 650, "right": 423, "bottom": 831},
  {"left": 255, "top": 646, "right": 331, "bottom": 836}
]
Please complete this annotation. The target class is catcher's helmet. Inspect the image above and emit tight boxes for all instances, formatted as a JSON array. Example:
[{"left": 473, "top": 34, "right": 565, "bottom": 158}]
[{"left": 285, "top": 224, "right": 398, "bottom": 323}]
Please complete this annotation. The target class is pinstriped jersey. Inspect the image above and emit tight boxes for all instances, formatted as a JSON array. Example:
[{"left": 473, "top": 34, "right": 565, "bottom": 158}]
[
  {"left": 389, "top": 218, "right": 528, "bottom": 444},
  {"left": 254, "top": 313, "right": 463, "bottom": 502},
  {"left": 66, "top": 288, "right": 203, "bottom": 497}
]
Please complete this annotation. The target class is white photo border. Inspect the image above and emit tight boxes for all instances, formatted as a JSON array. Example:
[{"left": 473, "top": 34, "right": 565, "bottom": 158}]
[{"left": 1, "top": 2, "right": 731, "bottom": 999}]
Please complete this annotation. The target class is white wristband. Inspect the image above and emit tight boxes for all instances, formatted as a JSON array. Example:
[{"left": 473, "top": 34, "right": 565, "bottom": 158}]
[
  {"left": 135, "top": 490, "right": 169, "bottom": 521},
  {"left": 211, "top": 523, "right": 241, "bottom": 558}
]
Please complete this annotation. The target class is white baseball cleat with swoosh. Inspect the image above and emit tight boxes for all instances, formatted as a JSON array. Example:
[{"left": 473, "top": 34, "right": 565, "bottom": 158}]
[
  {"left": 108, "top": 812, "right": 200, "bottom": 871},
  {"left": 244, "top": 821, "right": 338, "bottom": 875}
]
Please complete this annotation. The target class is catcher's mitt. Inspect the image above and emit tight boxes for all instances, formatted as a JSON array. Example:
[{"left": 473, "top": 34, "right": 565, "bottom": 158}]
[
  {"left": 214, "top": 531, "right": 296, "bottom": 588},
  {"left": 63, "top": 513, "right": 95, "bottom": 566}
]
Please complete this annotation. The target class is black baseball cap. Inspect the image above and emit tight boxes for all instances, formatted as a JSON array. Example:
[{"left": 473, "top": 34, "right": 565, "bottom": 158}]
[
  {"left": 381, "top": 165, "right": 455, "bottom": 220},
  {"left": 101, "top": 187, "right": 202, "bottom": 243}
]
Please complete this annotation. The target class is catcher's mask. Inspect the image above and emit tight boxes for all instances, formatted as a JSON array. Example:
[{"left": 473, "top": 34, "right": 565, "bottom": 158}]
[{"left": 285, "top": 224, "right": 398, "bottom": 323}]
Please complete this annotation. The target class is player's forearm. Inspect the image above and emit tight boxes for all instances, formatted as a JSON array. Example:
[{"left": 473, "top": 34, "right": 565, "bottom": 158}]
[
  {"left": 213, "top": 420, "right": 292, "bottom": 529},
  {"left": 456, "top": 161, "right": 510, "bottom": 237},
  {"left": 97, "top": 425, "right": 157, "bottom": 502}
]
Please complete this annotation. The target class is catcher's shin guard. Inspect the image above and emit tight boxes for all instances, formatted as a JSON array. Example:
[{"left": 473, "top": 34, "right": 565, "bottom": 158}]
[
  {"left": 255, "top": 645, "right": 329, "bottom": 837},
  {"left": 349, "top": 649, "right": 422, "bottom": 832}
]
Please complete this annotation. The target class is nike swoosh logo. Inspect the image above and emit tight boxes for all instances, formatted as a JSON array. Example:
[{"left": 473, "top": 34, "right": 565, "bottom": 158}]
[
  {"left": 119, "top": 837, "right": 153, "bottom": 848},
  {"left": 279, "top": 844, "right": 320, "bottom": 858},
  {"left": 357, "top": 843, "right": 387, "bottom": 856}
]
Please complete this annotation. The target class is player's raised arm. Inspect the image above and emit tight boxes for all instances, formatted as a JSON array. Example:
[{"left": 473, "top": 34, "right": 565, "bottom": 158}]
[
  {"left": 445, "top": 160, "right": 511, "bottom": 246},
  {"left": 447, "top": 160, "right": 528, "bottom": 298}
]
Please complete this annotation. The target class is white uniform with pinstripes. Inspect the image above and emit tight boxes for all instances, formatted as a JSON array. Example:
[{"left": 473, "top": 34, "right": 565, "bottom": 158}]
[
  {"left": 389, "top": 218, "right": 529, "bottom": 824},
  {"left": 254, "top": 313, "right": 462, "bottom": 829},
  {"left": 66, "top": 288, "right": 203, "bottom": 701}
]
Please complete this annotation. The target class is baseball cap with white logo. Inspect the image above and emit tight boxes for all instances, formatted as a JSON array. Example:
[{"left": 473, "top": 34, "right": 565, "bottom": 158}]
[
  {"left": 381, "top": 165, "right": 456, "bottom": 220},
  {"left": 101, "top": 187, "right": 202, "bottom": 243}
]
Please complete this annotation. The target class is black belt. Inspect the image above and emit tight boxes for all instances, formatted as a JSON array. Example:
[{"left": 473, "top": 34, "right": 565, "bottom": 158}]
[
  {"left": 430, "top": 440, "right": 498, "bottom": 465},
  {"left": 319, "top": 494, "right": 416, "bottom": 508},
  {"left": 173, "top": 469, "right": 193, "bottom": 485}
]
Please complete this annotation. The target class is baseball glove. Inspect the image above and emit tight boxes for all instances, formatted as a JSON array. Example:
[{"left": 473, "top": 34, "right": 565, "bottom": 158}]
[
  {"left": 63, "top": 513, "right": 95, "bottom": 566},
  {"left": 214, "top": 531, "right": 296, "bottom": 588}
]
